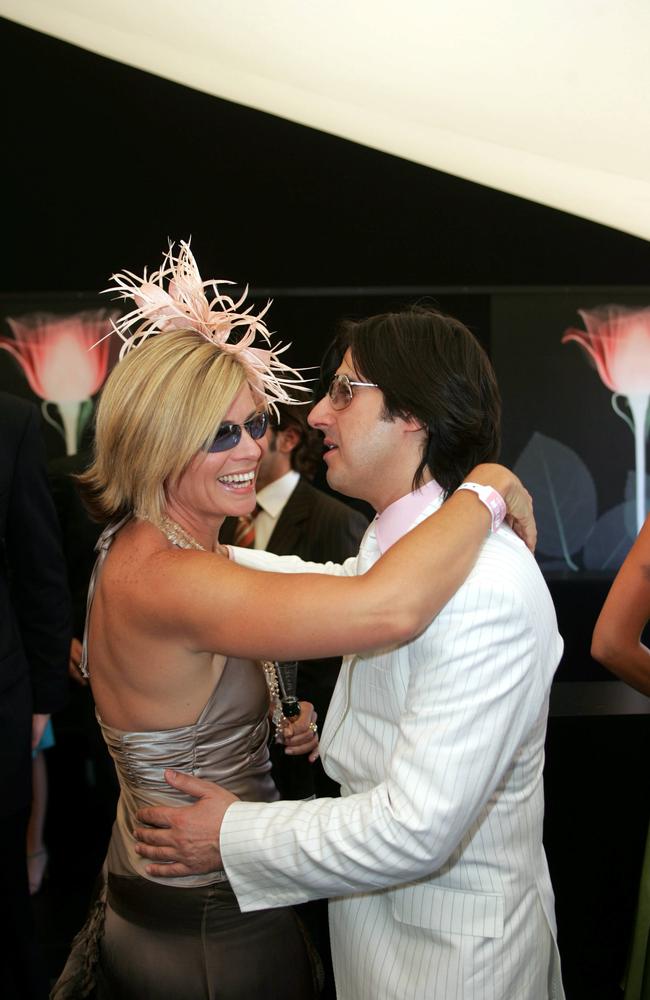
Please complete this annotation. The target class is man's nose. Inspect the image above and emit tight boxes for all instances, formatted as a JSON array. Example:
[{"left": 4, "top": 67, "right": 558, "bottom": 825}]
[{"left": 308, "top": 394, "right": 332, "bottom": 429}]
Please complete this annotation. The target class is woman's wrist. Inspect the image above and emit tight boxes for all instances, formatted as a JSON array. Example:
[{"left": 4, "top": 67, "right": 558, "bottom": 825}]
[
  {"left": 455, "top": 482, "right": 506, "bottom": 532},
  {"left": 463, "top": 463, "right": 514, "bottom": 498},
  {"left": 462, "top": 463, "right": 536, "bottom": 552}
]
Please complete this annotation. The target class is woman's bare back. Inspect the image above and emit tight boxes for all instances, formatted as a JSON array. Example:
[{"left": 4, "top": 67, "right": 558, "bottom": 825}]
[{"left": 87, "top": 518, "right": 228, "bottom": 732}]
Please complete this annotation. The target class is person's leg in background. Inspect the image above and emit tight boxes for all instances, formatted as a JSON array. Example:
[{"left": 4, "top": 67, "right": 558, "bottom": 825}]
[
  {"left": 27, "top": 731, "right": 52, "bottom": 895},
  {"left": 1, "top": 805, "right": 49, "bottom": 1000}
]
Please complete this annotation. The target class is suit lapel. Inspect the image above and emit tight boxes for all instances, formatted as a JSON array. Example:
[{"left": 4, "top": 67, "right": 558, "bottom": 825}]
[
  {"left": 320, "top": 521, "right": 379, "bottom": 761},
  {"left": 266, "top": 478, "right": 311, "bottom": 555}
]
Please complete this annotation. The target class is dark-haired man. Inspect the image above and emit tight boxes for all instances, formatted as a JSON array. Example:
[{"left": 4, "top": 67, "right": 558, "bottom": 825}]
[{"left": 135, "top": 309, "right": 565, "bottom": 1000}]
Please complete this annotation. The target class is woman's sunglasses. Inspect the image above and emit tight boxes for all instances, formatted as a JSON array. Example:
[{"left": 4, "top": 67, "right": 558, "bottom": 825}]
[{"left": 207, "top": 411, "right": 269, "bottom": 453}]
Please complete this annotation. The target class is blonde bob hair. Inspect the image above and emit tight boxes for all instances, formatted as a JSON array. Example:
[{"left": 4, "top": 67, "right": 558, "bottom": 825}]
[{"left": 79, "top": 329, "right": 250, "bottom": 523}]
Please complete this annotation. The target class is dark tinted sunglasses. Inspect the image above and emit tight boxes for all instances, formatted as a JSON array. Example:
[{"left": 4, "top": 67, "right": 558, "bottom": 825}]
[{"left": 207, "top": 410, "right": 269, "bottom": 453}]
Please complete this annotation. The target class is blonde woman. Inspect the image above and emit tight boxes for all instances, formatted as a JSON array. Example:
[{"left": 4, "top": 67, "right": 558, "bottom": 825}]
[{"left": 54, "top": 244, "right": 535, "bottom": 1000}]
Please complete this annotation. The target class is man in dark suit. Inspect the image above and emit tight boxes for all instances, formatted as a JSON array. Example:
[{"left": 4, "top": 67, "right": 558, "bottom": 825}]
[
  {"left": 0, "top": 392, "right": 70, "bottom": 1000},
  {"left": 220, "top": 402, "right": 368, "bottom": 799}
]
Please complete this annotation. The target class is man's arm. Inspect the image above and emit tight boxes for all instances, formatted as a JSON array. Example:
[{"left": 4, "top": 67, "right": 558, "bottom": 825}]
[
  {"left": 221, "top": 562, "right": 557, "bottom": 909},
  {"left": 135, "top": 545, "right": 560, "bottom": 906},
  {"left": 227, "top": 545, "right": 363, "bottom": 577}
]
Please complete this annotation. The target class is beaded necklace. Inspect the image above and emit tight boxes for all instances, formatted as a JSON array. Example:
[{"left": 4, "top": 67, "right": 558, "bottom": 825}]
[
  {"left": 261, "top": 660, "right": 284, "bottom": 739},
  {"left": 157, "top": 515, "right": 206, "bottom": 551}
]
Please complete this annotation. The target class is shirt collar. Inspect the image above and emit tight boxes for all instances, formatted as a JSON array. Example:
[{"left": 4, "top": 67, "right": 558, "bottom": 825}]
[
  {"left": 375, "top": 479, "right": 444, "bottom": 554},
  {"left": 256, "top": 469, "right": 300, "bottom": 519}
]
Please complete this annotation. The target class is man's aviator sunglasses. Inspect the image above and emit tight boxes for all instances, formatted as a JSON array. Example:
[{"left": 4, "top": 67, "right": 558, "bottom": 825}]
[
  {"left": 328, "top": 373, "right": 379, "bottom": 410},
  {"left": 207, "top": 410, "right": 269, "bottom": 453}
]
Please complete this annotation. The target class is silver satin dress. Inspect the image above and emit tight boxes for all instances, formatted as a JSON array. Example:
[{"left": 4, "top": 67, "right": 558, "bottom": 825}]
[{"left": 55, "top": 520, "right": 316, "bottom": 1000}]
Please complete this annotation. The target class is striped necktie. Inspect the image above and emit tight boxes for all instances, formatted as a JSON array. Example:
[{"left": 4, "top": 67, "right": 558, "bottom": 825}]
[{"left": 233, "top": 504, "right": 260, "bottom": 547}]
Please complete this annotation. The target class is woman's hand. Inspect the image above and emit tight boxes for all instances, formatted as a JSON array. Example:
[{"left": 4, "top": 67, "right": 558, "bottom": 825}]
[
  {"left": 464, "top": 464, "right": 536, "bottom": 552},
  {"left": 280, "top": 700, "right": 319, "bottom": 763},
  {"left": 68, "top": 636, "right": 88, "bottom": 686}
]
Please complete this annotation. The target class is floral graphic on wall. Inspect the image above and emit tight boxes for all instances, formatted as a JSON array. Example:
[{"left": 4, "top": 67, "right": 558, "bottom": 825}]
[
  {"left": 513, "top": 304, "right": 650, "bottom": 573},
  {"left": 0, "top": 310, "right": 118, "bottom": 454},
  {"left": 562, "top": 305, "right": 650, "bottom": 536}
]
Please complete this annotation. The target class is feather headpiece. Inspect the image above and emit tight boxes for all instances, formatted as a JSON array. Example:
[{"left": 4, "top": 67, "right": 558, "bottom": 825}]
[{"left": 102, "top": 240, "right": 307, "bottom": 407}]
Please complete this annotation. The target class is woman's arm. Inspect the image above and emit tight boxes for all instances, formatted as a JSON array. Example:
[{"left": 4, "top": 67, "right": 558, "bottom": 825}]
[
  {"left": 148, "top": 464, "right": 534, "bottom": 663},
  {"left": 591, "top": 516, "right": 650, "bottom": 697}
]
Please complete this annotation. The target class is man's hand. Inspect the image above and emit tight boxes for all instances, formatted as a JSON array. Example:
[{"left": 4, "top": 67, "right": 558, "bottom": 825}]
[{"left": 133, "top": 770, "right": 238, "bottom": 878}]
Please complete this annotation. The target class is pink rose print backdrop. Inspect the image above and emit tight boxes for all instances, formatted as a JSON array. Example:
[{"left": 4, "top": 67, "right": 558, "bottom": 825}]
[
  {"left": 563, "top": 306, "right": 650, "bottom": 535},
  {"left": 492, "top": 290, "right": 650, "bottom": 575},
  {"left": 0, "top": 296, "right": 121, "bottom": 458}
]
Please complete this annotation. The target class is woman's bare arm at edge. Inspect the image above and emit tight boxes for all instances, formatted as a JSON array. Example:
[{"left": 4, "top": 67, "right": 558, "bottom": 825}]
[
  {"left": 138, "top": 464, "right": 534, "bottom": 664},
  {"left": 592, "top": 515, "right": 650, "bottom": 697}
]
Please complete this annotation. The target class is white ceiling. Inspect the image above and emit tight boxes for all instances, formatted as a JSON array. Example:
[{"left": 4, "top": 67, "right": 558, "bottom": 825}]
[{"left": 3, "top": 0, "right": 649, "bottom": 240}]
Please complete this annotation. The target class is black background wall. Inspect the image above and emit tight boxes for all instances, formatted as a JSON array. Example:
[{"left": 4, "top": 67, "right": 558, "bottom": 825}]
[{"left": 2, "top": 16, "right": 649, "bottom": 999}]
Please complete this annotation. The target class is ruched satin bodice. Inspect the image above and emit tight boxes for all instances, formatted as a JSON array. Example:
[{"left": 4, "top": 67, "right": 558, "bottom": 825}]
[
  {"left": 101, "top": 657, "right": 278, "bottom": 887},
  {"left": 85, "top": 517, "right": 278, "bottom": 888},
  {"left": 99, "top": 658, "right": 274, "bottom": 800}
]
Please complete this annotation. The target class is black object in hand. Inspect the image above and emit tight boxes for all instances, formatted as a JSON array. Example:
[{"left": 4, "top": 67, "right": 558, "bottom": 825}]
[{"left": 282, "top": 697, "right": 301, "bottom": 719}]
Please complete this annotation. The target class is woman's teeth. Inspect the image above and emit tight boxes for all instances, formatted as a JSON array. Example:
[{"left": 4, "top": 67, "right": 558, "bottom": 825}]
[{"left": 218, "top": 472, "right": 255, "bottom": 486}]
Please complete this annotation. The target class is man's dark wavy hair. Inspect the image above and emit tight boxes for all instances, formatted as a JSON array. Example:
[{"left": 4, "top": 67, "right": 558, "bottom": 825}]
[
  {"left": 319, "top": 306, "right": 501, "bottom": 495},
  {"left": 270, "top": 401, "right": 323, "bottom": 481}
]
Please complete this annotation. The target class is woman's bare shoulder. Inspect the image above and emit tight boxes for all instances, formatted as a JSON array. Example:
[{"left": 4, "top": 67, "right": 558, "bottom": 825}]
[{"left": 103, "top": 522, "right": 232, "bottom": 626}]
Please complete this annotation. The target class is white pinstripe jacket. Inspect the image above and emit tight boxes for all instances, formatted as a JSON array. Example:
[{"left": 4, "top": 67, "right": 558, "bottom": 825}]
[{"left": 222, "top": 498, "right": 565, "bottom": 999}]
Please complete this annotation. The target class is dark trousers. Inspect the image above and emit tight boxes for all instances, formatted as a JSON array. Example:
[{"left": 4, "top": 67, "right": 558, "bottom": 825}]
[{"left": 0, "top": 805, "right": 48, "bottom": 1000}]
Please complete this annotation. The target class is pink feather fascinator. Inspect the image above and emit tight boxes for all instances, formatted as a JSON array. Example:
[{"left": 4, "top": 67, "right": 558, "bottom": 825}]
[{"left": 101, "top": 241, "right": 308, "bottom": 408}]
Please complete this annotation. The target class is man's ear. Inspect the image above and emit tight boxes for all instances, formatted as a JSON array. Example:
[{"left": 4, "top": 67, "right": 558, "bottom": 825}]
[{"left": 277, "top": 426, "right": 301, "bottom": 454}]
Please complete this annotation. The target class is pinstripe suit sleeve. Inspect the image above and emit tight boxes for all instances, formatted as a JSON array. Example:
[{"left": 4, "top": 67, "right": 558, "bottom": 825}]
[
  {"left": 229, "top": 545, "right": 361, "bottom": 576},
  {"left": 221, "top": 554, "right": 559, "bottom": 910}
]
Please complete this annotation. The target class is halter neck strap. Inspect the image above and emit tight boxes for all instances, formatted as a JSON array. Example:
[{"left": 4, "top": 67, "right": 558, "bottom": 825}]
[{"left": 79, "top": 513, "right": 132, "bottom": 679}]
